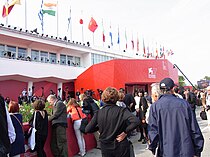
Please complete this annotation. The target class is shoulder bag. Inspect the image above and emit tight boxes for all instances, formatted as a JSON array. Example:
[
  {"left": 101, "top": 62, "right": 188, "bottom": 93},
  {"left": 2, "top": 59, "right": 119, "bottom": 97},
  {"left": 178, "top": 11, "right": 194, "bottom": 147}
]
[{"left": 28, "top": 111, "right": 37, "bottom": 150}]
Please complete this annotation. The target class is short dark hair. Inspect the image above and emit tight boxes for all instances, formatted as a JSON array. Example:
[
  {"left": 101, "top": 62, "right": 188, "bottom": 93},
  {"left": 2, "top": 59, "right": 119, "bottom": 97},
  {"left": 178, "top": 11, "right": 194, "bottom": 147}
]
[{"left": 33, "top": 100, "right": 45, "bottom": 110}]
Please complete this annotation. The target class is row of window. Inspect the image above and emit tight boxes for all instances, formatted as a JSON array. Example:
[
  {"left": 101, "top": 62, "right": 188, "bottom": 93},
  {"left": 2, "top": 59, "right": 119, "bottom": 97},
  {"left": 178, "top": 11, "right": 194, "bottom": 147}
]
[{"left": 0, "top": 44, "right": 81, "bottom": 67}]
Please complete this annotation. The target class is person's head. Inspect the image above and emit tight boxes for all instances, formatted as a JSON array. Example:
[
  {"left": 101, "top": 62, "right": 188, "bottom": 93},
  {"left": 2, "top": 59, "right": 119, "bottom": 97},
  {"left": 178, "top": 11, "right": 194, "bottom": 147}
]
[
  {"left": 47, "top": 94, "right": 57, "bottom": 105},
  {"left": 33, "top": 99, "right": 46, "bottom": 111},
  {"left": 8, "top": 101, "right": 19, "bottom": 113},
  {"left": 118, "top": 91, "right": 125, "bottom": 102},
  {"left": 206, "top": 86, "right": 210, "bottom": 94},
  {"left": 79, "top": 93, "right": 87, "bottom": 101},
  {"left": 151, "top": 83, "right": 161, "bottom": 103},
  {"left": 67, "top": 98, "right": 80, "bottom": 107},
  {"left": 144, "top": 92, "right": 148, "bottom": 97},
  {"left": 159, "top": 77, "right": 175, "bottom": 94},
  {"left": 102, "top": 87, "right": 119, "bottom": 104}
]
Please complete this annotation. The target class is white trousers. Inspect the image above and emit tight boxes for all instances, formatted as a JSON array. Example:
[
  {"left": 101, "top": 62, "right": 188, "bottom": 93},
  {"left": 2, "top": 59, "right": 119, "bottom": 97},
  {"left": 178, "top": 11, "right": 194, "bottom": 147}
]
[
  {"left": 206, "top": 109, "right": 210, "bottom": 126},
  {"left": 73, "top": 119, "right": 86, "bottom": 155}
]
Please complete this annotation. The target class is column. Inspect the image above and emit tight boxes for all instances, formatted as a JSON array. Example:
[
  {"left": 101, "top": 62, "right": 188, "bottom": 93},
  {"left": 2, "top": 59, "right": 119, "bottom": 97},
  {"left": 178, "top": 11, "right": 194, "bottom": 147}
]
[{"left": 57, "top": 82, "right": 62, "bottom": 99}]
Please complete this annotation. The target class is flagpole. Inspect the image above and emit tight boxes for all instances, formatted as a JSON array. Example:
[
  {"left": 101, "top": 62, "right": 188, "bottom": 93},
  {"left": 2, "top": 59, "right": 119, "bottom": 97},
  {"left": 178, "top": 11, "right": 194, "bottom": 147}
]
[
  {"left": 102, "top": 18, "right": 104, "bottom": 47},
  {"left": 6, "top": 0, "right": 9, "bottom": 26},
  {"left": 56, "top": 0, "right": 59, "bottom": 37},
  {"left": 81, "top": 10, "right": 84, "bottom": 43},
  {"left": 93, "top": 33, "right": 94, "bottom": 45},
  {"left": 25, "top": 0, "right": 27, "bottom": 29}
]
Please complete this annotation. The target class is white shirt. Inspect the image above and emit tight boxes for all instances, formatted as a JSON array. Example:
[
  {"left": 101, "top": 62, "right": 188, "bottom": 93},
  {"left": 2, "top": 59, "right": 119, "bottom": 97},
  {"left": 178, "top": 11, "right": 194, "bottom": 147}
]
[{"left": 5, "top": 105, "right": 16, "bottom": 143}]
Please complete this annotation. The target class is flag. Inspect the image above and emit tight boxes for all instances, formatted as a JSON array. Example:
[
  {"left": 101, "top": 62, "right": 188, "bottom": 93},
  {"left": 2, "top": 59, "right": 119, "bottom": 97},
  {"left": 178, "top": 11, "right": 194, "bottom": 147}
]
[
  {"left": 125, "top": 28, "right": 127, "bottom": 49},
  {"left": 88, "top": 17, "right": 98, "bottom": 33},
  {"left": 67, "top": 6, "right": 71, "bottom": 32},
  {"left": 38, "top": 0, "right": 44, "bottom": 33},
  {"left": 102, "top": 19, "right": 105, "bottom": 42},
  {"left": 143, "top": 38, "right": 146, "bottom": 56},
  {"left": 117, "top": 26, "right": 120, "bottom": 44},
  {"left": 131, "top": 33, "right": 134, "bottom": 50},
  {"left": 42, "top": 2, "right": 57, "bottom": 16},
  {"left": 79, "top": 19, "right": 83, "bottom": 24},
  {"left": 137, "top": 35, "right": 139, "bottom": 52},
  {"left": 131, "top": 40, "right": 134, "bottom": 50},
  {"left": 109, "top": 25, "right": 113, "bottom": 46},
  {"left": 2, "top": 0, "right": 21, "bottom": 18}
]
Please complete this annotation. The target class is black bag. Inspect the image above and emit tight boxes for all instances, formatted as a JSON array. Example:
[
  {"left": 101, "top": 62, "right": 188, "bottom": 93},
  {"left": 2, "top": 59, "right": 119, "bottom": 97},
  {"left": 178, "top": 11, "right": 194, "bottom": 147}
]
[
  {"left": 200, "top": 110, "right": 207, "bottom": 120},
  {"left": 79, "top": 118, "right": 88, "bottom": 134}
]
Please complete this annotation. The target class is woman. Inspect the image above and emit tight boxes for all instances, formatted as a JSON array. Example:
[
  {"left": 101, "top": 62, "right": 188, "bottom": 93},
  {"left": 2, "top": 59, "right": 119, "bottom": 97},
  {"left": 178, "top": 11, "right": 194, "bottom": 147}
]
[
  {"left": 29, "top": 100, "right": 48, "bottom": 157},
  {"left": 8, "top": 101, "right": 25, "bottom": 157},
  {"left": 85, "top": 87, "right": 140, "bottom": 157},
  {"left": 67, "top": 98, "right": 86, "bottom": 157}
]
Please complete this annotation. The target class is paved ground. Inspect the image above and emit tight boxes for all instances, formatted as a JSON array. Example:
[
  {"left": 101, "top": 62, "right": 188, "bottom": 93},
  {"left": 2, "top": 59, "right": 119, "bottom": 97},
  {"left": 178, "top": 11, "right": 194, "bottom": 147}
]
[{"left": 74, "top": 106, "right": 210, "bottom": 157}]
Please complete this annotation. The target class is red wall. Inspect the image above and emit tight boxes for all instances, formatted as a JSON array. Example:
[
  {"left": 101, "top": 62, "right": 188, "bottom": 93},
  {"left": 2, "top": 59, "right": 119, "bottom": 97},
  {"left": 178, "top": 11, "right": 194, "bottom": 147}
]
[
  {"left": 75, "top": 59, "right": 178, "bottom": 98},
  {"left": 0, "top": 80, "right": 27, "bottom": 101},
  {"left": 33, "top": 81, "right": 57, "bottom": 99}
]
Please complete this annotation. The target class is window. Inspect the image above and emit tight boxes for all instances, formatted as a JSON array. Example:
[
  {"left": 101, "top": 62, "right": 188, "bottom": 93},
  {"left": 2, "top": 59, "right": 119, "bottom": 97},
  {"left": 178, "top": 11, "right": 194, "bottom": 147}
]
[
  {"left": 49, "top": 53, "right": 56, "bottom": 64},
  {"left": 67, "top": 55, "right": 73, "bottom": 66},
  {"left": 7, "top": 45, "right": 16, "bottom": 59},
  {"left": 75, "top": 57, "right": 80, "bottom": 67},
  {"left": 0, "top": 44, "right": 5, "bottom": 57},
  {"left": 91, "top": 53, "right": 115, "bottom": 65},
  {"left": 40, "top": 51, "right": 48, "bottom": 63},
  {"left": 31, "top": 49, "right": 39, "bottom": 62},
  {"left": 60, "top": 54, "right": 66, "bottom": 65},
  {"left": 18, "top": 47, "right": 27, "bottom": 59}
]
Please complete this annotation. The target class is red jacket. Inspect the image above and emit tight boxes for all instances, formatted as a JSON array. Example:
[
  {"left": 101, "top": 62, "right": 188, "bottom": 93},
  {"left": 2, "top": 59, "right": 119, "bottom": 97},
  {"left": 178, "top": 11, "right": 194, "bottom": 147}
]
[{"left": 67, "top": 105, "right": 86, "bottom": 121}]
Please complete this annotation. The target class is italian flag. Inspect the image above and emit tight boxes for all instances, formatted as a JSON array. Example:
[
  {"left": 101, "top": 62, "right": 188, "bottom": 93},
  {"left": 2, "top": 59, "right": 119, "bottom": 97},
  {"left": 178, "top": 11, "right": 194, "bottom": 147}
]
[{"left": 42, "top": 2, "right": 57, "bottom": 16}]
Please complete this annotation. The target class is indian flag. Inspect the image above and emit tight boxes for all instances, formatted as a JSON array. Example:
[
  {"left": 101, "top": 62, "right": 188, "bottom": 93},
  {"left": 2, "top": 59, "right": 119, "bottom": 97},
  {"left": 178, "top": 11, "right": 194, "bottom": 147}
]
[{"left": 42, "top": 1, "right": 57, "bottom": 16}]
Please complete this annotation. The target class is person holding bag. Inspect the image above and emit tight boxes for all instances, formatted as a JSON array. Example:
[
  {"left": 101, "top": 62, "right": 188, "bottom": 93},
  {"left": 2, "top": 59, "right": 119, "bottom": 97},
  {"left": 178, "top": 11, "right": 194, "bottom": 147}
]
[
  {"left": 29, "top": 100, "right": 48, "bottom": 157},
  {"left": 8, "top": 101, "right": 25, "bottom": 157},
  {"left": 67, "top": 98, "right": 86, "bottom": 157}
]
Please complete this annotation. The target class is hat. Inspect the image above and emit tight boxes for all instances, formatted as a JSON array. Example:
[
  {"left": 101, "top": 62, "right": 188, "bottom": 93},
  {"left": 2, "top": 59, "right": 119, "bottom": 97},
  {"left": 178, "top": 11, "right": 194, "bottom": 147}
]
[{"left": 160, "top": 78, "right": 175, "bottom": 90}]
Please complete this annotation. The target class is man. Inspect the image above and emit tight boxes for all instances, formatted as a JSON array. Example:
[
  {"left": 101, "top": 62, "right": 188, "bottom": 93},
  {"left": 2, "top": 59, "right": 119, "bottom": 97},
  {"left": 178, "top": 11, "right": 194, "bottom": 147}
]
[
  {"left": 148, "top": 78, "right": 204, "bottom": 157},
  {"left": 0, "top": 95, "right": 10, "bottom": 157},
  {"left": 47, "top": 94, "right": 68, "bottom": 157}
]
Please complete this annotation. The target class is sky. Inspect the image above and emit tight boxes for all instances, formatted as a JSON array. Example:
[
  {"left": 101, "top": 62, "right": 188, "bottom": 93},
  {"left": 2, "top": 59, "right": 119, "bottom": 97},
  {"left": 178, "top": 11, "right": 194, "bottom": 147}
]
[{"left": 1, "top": 0, "right": 210, "bottom": 85}]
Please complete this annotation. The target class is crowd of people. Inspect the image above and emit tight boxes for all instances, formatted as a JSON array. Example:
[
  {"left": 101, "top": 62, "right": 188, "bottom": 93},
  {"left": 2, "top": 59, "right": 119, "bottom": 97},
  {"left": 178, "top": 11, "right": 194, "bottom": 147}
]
[{"left": 0, "top": 77, "right": 209, "bottom": 157}]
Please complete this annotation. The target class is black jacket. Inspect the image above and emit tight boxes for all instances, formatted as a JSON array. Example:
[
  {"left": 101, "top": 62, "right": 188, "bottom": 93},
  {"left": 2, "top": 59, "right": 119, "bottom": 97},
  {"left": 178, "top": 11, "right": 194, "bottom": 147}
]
[
  {"left": 85, "top": 104, "right": 140, "bottom": 145},
  {"left": 0, "top": 96, "right": 10, "bottom": 156}
]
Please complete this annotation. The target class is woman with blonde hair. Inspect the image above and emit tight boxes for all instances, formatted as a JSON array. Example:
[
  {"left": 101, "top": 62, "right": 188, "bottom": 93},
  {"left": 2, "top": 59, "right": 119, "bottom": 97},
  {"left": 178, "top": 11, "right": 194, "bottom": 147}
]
[{"left": 67, "top": 98, "right": 86, "bottom": 157}]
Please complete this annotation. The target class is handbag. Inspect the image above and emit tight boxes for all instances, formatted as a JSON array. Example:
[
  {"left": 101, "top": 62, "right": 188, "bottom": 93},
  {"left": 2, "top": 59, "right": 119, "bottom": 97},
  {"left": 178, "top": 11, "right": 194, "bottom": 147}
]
[
  {"left": 75, "top": 107, "right": 88, "bottom": 134},
  {"left": 28, "top": 111, "right": 37, "bottom": 150},
  {"left": 200, "top": 109, "right": 207, "bottom": 120}
]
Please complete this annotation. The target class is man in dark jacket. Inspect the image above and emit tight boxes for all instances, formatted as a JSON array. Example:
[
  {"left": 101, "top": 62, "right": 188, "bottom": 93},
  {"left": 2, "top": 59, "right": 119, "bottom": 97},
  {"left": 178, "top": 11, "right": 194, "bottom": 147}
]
[
  {"left": 47, "top": 94, "right": 68, "bottom": 157},
  {"left": 148, "top": 78, "right": 204, "bottom": 157},
  {"left": 0, "top": 95, "right": 10, "bottom": 157}
]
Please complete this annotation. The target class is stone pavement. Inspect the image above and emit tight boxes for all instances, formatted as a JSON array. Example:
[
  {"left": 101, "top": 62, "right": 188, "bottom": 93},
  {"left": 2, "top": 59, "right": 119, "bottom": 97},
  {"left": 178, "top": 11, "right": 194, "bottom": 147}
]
[{"left": 74, "top": 106, "right": 210, "bottom": 157}]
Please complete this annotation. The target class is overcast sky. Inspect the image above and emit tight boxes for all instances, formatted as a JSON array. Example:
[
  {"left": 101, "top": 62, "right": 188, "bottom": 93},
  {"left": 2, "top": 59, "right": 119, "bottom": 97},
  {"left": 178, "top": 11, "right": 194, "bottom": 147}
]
[{"left": 1, "top": 0, "right": 210, "bottom": 85}]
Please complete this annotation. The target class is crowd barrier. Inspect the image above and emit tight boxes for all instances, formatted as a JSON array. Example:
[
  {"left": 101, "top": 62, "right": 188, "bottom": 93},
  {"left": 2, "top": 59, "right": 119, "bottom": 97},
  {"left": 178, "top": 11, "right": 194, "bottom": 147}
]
[{"left": 22, "top": 117, "right": 97, "bottom": 157}]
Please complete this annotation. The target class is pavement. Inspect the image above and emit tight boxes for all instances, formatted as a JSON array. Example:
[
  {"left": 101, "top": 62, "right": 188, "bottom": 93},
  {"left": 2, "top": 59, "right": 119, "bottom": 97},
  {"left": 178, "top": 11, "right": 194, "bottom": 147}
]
[{"left": 74, "top": 106, "right": 210, "bottom": 157}]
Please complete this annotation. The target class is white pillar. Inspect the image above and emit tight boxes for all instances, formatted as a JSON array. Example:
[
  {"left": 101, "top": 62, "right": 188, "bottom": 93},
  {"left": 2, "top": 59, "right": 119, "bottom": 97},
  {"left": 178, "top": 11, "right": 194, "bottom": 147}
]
[
  {"left": 28, "top": 81, "right": 33, "bottom": 92},
  {"left": 57, "top": 82, "right": 63, "bottom": 99}
]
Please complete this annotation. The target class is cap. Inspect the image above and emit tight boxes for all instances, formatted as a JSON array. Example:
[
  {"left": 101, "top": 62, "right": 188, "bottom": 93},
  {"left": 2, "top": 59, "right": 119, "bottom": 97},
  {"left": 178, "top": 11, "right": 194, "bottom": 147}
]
[{"left": 160, "top": 78, "right": 175, "bottom": 90}]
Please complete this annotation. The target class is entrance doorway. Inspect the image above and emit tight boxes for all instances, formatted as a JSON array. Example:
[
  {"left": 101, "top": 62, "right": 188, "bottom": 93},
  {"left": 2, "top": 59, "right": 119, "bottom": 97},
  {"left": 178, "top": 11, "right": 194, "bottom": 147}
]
[{"left": 125, "top": 83, "right": 149, "bottom": 95}]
